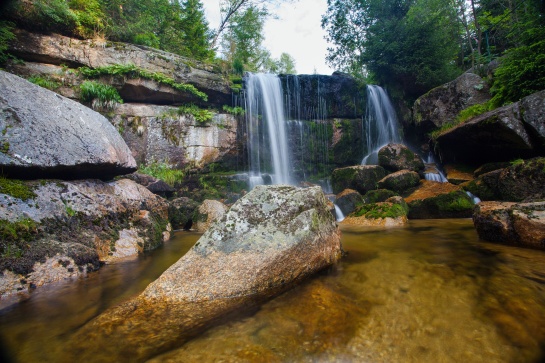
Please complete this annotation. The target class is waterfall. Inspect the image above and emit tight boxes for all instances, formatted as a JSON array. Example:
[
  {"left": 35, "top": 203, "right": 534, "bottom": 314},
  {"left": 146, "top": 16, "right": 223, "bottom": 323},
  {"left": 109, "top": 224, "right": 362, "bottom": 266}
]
[
  {"left": 334, "top": 204, "right": 345, "bottom": 222},
  {"left": 424, "top": 152, "right": 448, "bottom": 182},
  {"left": 245, "top": 73, "right": 292, "bottom": 188},
  {"left": 361, "top": 85, "right": 402, "bottom": 165}
]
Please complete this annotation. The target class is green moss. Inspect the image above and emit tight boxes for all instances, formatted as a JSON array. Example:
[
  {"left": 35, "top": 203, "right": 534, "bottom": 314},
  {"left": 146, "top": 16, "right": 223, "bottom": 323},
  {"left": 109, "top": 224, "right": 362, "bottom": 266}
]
[
  {"left": 78, "top": 63, "right": 208, "bottom": 101},
  {"left": 0, "top": 177, "right": 36, "bottom": 201},
  {"left": 429, "top": 101, "right": 494, "bottom": 140},
  {"left": 363, "top": 189, "right": 397, "bottom": 203},
  {"left": 354, "top": 202, "right": 408, "bottom": 219},
  {"left": 138, "top": 162, "right": 185, "bottom": 187},
  {"left": 0, "top": 218, "right": 38, "bottom": 258},
  {"left": 1, "top": 141, "right": 9, "bottom": 153}
]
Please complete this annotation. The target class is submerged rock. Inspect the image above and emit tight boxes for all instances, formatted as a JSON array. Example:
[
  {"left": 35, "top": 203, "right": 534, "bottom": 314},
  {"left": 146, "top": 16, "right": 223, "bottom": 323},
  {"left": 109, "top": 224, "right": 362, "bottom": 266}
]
[
  {"left": 0, "top": 178, "right": 169, "bottom": 301},
  {"left": 0, "top": 71, "right": 136, "bottom": 180},
  {"left": 331, "top": 165, "right": 387, "bottom": 195},
  {"left": 473, "top": 201, "right": 545, "bottom": 250},
  {"left": 378, "top": 143, "right": 425, "bottom": 174},
  {"left": 65, "top": 185, "right": 342, "bottom": 362}
]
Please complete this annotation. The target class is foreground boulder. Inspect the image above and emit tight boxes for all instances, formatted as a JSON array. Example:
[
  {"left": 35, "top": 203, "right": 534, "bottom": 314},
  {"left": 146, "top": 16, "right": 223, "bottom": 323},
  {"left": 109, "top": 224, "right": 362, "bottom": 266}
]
[
  {"left": 0, "top": 178, "right": 169, "bottom": 301},
  {"left": 473, "top": 201, "right": 545, "bottom": 250},
  {"left": 404, "top": 180, "right": 474, "bottom": 219},
  {"left": 378, "top": 143, "right": 425, "bottom": 174},
  {"left": 193, "top": 199, "right": 229, "bottom": 232},
  {"left": 463, "top": 158, "right": 545, "bottom": 202},
  {"left": 331, "top": 165, "right": 387, "bottom": 194},
  {"left": 65, "top": 185, "right": 342, "bottom": 362},
  {"left": 0, "top": 71, "right": 136, "bottom": 179}
]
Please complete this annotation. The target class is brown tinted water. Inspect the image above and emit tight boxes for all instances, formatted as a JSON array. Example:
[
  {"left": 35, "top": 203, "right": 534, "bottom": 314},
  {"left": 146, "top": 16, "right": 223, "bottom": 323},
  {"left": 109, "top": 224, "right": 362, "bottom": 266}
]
[{"left": 1, "top": 220, "right": 545, "bottom": 363}]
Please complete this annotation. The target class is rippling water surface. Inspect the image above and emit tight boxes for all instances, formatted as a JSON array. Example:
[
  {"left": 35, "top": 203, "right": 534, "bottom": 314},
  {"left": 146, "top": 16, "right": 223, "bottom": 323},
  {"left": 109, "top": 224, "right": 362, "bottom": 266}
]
[{"left": 1, "top": 220, "right": 545, "bottom": 363}]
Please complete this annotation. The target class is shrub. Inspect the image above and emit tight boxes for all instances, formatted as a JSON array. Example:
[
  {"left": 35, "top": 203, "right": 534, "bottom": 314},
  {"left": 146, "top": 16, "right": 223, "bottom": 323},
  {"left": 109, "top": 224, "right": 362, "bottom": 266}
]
[
  {"left": 28, "top": 75, "right": 61, "bottom": 90},
  {"left": 178, "top": 104, "right": 214, "bottom": 124},
  {"left": 0, "top": 20, "right": 15, "bottom": 65},
  {"left": 139, "top": 162, "right": 185, "bottom": 186}
]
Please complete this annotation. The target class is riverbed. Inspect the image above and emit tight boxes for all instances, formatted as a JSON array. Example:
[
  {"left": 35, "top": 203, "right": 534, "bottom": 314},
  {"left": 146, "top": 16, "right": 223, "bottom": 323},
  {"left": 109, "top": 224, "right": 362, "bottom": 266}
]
[{"left": 1, "top": 219, "right": 544, "bottom": 362}]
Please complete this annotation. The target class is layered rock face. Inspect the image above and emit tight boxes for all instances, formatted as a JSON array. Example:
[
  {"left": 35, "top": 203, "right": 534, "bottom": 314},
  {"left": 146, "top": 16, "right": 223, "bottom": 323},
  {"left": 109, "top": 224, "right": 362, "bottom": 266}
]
[
  {"left": 0, "top": 71, "right": 136, "bottom": 179},
  {"left": 8, "top": 29, "right": 231, "bottom": 107},
  {"left": 0, "top": 178, "right": 169, "bottom": 299},
  {"left": 65, "top": 185, "right": 342, "bottom": 362}
]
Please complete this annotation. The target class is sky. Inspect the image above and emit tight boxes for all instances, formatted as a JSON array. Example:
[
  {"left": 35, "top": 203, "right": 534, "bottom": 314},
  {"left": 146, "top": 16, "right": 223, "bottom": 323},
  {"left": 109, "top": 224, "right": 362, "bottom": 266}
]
[{"left": 200, "top": 0, "right": 336, "bottom": 75}]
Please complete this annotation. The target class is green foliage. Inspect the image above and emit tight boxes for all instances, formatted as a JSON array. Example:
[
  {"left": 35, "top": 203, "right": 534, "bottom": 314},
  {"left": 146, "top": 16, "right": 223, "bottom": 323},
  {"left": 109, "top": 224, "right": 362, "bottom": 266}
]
[
  {"left": 28, "top": 75, "right": 61, "bottom": 90},
  {"left": 138, "top": 162, "right": 185, "bottom": 186},
  {"left": 79, "top": 63, "right": 208, "bottom": 101},
  {"left": 429, "top": 100, "right": 494, "bottom": 140},
  {"left": 0, "top": 20, "right": 15, "bottom": 65},
  {"left": 0, "top": 218, "right": 38, "bottom": 258},
  {"left": 178, "top": 104, "right": 214, "bottom": 124},
  {"left": 222, "top": 105, "right": 245, "bottom": 116},
  {"left": 79, "top": 80, "right": 123, "bottom": 109},
  {"left": 354, "top": 202, "right": 408, "bottom": 219},
  {"left": 0, "top": 177, "right": 36, "bottom": 201}
]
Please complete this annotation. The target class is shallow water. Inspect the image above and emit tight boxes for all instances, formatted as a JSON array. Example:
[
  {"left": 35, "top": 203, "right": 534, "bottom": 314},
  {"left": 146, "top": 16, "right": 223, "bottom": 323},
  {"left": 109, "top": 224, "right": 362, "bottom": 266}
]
[{"left": 1, "top": 220, "right": 545, "bottom": 363}]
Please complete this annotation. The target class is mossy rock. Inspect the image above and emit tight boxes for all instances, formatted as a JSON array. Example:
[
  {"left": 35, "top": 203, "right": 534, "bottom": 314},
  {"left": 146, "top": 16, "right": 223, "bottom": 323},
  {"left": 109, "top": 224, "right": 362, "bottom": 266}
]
[
  {"left": 408, "top": 190, "right": 474, "bottom": 219},
  {"left": 331, "top": 165, "right": 387, "bottom": 194},
  {"left": 378, "top": 143, "right": 425, "bottom": 173},
  {"left": 362, "top": 189, "right": 398, "bottom": 203},
  {"left": 335, "top": 189, "right": 364, "bottom": 216},
  {"left": 377, "top": 170, "right": 420, "bottom": 193}
]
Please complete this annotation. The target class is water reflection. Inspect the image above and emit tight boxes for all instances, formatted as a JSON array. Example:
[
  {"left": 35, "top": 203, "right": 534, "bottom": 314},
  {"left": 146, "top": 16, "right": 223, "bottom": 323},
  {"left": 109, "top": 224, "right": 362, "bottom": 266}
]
[{"left": 1, "top": 221, "right": 545, "bottom": 362}]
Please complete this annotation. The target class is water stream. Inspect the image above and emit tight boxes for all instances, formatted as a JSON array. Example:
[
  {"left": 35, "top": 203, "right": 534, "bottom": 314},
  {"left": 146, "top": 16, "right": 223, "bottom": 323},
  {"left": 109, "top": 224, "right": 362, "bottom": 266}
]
[{"left": 2, "top": 220, "right": 545, "bottom": 362}]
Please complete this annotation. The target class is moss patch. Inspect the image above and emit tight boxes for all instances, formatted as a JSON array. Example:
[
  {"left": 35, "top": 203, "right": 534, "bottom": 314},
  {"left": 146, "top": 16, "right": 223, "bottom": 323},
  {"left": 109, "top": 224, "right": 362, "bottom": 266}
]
[
  {"left": 0, "top": 177, "right": 37, "bottom": 201},
  {"left": 0, "top": 218, "right": 38, "bottom": 258},
  {"left": 354, "top": 202, "right": 408, "bottom": 219}
]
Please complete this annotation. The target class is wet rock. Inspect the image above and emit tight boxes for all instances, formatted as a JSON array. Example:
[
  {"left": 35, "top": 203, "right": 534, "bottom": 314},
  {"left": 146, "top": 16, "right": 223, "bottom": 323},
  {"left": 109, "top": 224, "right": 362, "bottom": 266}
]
[
  {"left": 342, "top": 196, "right": 409, "bottom": 227},
  {"left": 66, "top": 185, "right": 342, "bottom": 362},
  {"left": 378, "top": 144, "right": 425, "bottom": 174},
  {"left": 124, "top": 172, "right": 175, "bottom": 198},
  {"left": 473, "top": 162, "right": 511, "bottom": 177},
  {"left": 194, "top": 199, "right": 228, "bottom": 232},
  {"left": 8, "top": 29, "right": 231, "bottom": 107},
  {"left": 405, "top": 180, "right": 474, "bottom": 219},
  {"left": 463, "top": 158, "right": 545, "bottom": 202},
  {"left": 168, "top": 197, "right": 199, "bottom": 230},
  {"left": 444, "top": 164, "right": 475, "bottom": 185},
  {"left": 0, "top": 178, "right": 169, "bottom": 299},
  {"left": 520, "top": 90, "right": 545, "bottom": 147},
  {"left": 335, "top": 189, "right": 364, "bottom": 216},
  {"left": 0, "top": 71, "right": 136, "bottom": 180},
  {"left": 331, "top": 165, "right": 387, "bottom": 195},
  {"left": 377, "top": 170, "right": 420, "bottom": 193},
  {"left": 473, "top": 201, "right": 545, "bottom": 250},
  {"left": 413, "top": 72, "right": 491, "bottom": 134},
  {"left": 362, "top": 189, "right": 398, "bottom": 203}
]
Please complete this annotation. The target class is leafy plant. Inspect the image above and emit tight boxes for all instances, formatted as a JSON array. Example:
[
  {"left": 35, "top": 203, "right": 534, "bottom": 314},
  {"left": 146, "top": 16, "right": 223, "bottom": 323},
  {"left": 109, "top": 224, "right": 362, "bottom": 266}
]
[
  {"left": 0, "top": 218, "right": 37, "bottom": 258},
  {"left": 79, "top": 80, "right": 123, "bottom": 110},
  {"left": 0, "top": 20, "right": 15, "bottom": 66},
  {"left": 222, "top": 105, "right": 245, "bottom": 116},
  {"left": 138, "top": 162, "right": 185, "bottom": 186},
  {"left": 28, "top": 75, "right": 61, "bottom": 90},
  {"left": 78, "top": 63, "right": 208, "bottom": 101},
  {"left": 178, "top": 104, "right": 214, "bottom": 124}
]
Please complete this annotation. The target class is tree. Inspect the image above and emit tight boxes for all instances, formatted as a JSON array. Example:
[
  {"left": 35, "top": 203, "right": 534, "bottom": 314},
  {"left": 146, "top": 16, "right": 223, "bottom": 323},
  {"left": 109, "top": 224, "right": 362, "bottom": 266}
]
[{"left": 177, "top": 0, "right": 215, "bottom": 60}]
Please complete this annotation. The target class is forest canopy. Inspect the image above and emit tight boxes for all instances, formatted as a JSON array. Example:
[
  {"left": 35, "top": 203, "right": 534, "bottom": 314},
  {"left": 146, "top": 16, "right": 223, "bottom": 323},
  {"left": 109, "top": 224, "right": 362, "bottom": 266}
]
[{"left": 322, "top": 0, "right": 545, "bottom": 104}]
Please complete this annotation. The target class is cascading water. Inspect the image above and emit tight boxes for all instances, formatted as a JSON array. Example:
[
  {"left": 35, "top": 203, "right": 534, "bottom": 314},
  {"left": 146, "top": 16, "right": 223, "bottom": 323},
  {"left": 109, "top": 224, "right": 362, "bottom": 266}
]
[
  {"left": 245, "top": 73, "right": 292, "bottom": 188},
  {"left": 424, "top": 152, "right": 448, "bottom": 182},
  {"left": 361, "top": 85, "right": 402, "bottom": 164}
]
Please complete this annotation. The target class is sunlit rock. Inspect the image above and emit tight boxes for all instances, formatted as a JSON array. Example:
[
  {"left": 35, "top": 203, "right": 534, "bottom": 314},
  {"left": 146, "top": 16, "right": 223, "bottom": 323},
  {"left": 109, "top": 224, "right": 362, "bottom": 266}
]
[
  {"left": 194, "top": 199, "right": 228, "bottom": 232},
  {"left": 404, "top": 180, "right": 474, "bottom": 219},
  {"left": 341, "top": 196, "right": 409, "bottom": 227}
]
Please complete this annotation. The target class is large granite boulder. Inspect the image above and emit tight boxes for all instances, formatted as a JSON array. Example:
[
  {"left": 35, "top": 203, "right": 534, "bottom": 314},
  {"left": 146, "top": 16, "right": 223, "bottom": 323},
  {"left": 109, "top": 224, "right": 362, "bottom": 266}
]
[
  {"left": 377, "top": 170, "right": 420, "bottom": 193},
  {"left": 331, "top": 165, "right": 387, "bottom": 194},
  {"left": 8, "top": 29, "right": 231, "bottom": 106},
  {"left": 378, "top": 143, "right": 425, "bottom": 173},
  {"left": 463, "top": 158, "right": 545, "bottom": 202},
  {"left": 193, "top": 199, "right": 228, "bottom": 232},
  {"left": 0, "top": 178, "right": 170, "bottom": 301},
  {"left": 413, "top": 72, "right": 491, "bottom": 133},
  {"left": 520, "top": 90, "right": 545, "bottom": 146},
  {"left": 0, "top": 71, "right": 136, "bottom": 180},
  {"left": 65, "top": 185, "right": 342, "bottom": 362},
  {"left": 335, "top": 189, "right": 364, "bottom": 216},
  {"left": 473, "top": 201, "right": 545, "bottom": 250},
  {"left": 404, "top": 180, "right": 474, "bottom": 219}
]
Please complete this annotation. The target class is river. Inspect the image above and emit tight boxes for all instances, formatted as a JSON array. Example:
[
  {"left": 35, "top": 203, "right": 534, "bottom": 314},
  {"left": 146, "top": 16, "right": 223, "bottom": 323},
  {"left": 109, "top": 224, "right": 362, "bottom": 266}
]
[{"left": 1, "top": 219, "right": 545, "bottom": 362}]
